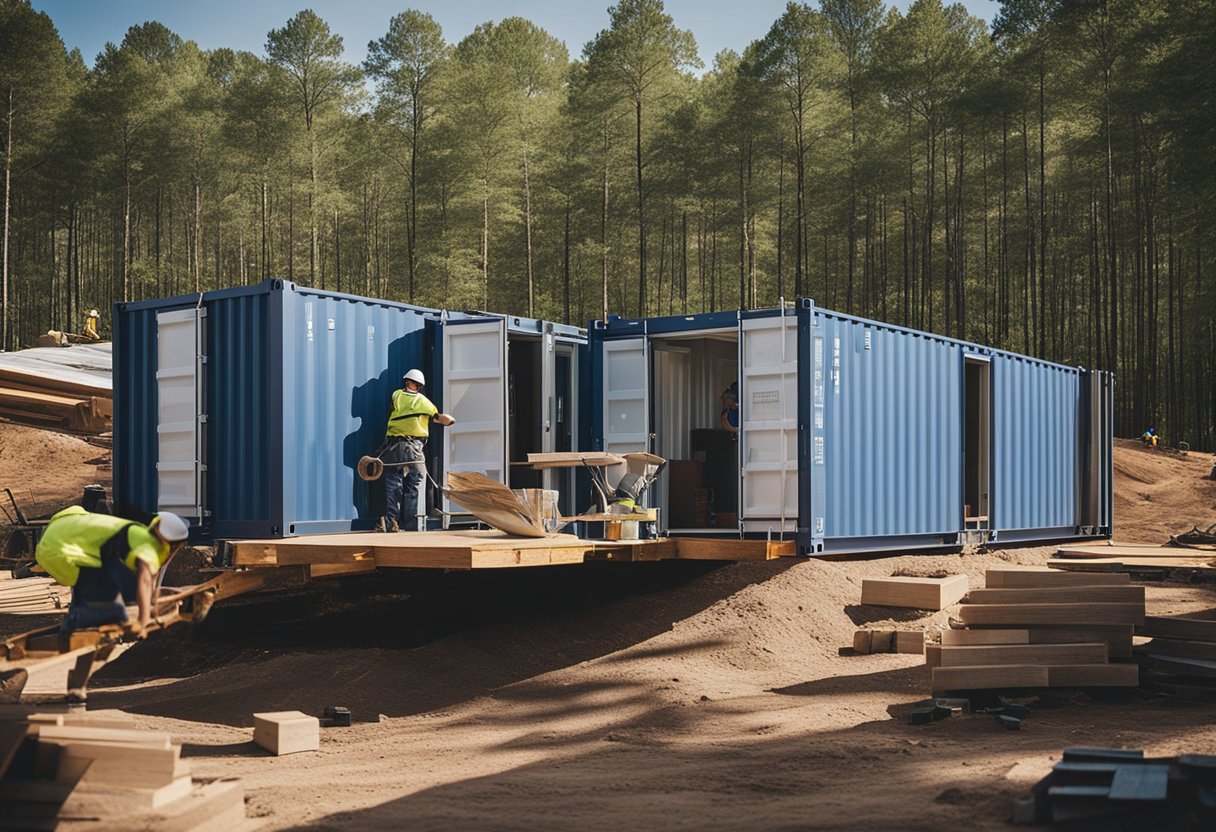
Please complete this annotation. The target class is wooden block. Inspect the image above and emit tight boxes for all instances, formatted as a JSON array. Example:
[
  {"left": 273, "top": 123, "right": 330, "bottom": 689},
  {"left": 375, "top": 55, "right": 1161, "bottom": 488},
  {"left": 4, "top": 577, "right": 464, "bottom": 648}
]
[
  {"left": 894, "top": 631, "right": 926, "bottom": 654},
  {"left": 942, "top": 629, "right": 1030, "bottom": 646},
  {"left": 1141, "top": 616, "right": 1216, "bottom": 642},
  {"left": 860, "top": 574, "right": 969, "bottom": 610},
  {"left": 1047, "top": 664, "right": 1140, "bottom": 688},
  {"left": 61, "top": 773, "right": 194, "bottom": 814},
  {"left": 1139, "top": 638, "right": 1216, "bottom": 661},
  {"left": 57, "top": 742, "right": 185, "bottom": 786},
  {"left": 140, "top": 777, "right": 248, "bottom": 832},
  {"left": 852, "top": 631, "right": 873, "bottom": 654},
  {"left": 932, "top": 664, "right": 1049, "bottom": 691},
  {"left": 253, "top": 711, "right": 319, "bottom": 756},
  {"left": 937, "top": 643, "right": 1108, "bottom": 667},
  {"left": 966, "top": 586, "right": 1145, "bottom": 605},
  {"left": 985, "top": 568, "right": 1131, "bottom": 588},
  {"left": 958, "top": 603, "right": 1144, "bottom": 628},
  {"left": 869, "top": 631, "right": 893, "bottom": 653},
  {"left": 925, "top": 645, "right": 941, "bottom": 668}
]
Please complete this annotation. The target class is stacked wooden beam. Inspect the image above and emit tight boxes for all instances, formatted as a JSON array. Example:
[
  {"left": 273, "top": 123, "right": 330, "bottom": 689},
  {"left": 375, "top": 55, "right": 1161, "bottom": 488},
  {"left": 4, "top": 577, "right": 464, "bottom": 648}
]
[
  {"left": 1137, "top": 616, "right": 1216, "bottom": 697},
  {"left": 927, "top": 567, "right": 1142, "bottom": 692},
  {"left": 0, "top": 345, "right": 112, "bottom": 434},
  {"left": 0, "top": 706, "right": 253, "bottom": 830},
  {"left": 1014, "top": 747, "right": 1216, "bottom": 828},
  {"left": 0, "top": 575, "right": 70, "bottom": 615},
  {"left": 1049, "top": 542, "right": 1216, "bottom": 580}
]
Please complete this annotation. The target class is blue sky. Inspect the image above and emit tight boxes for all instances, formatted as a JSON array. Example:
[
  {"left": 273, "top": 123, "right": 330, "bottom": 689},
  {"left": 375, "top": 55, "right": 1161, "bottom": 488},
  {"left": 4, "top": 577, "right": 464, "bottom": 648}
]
[{"left": 33, "top": 0, "right": 1002, "bottom": 69}]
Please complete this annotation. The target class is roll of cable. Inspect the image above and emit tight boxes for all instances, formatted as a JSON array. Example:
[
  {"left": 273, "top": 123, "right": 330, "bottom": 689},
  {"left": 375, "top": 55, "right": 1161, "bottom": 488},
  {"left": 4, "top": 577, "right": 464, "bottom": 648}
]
[{"left": 357, "top": 456, "right": 384, "bottom": 482}]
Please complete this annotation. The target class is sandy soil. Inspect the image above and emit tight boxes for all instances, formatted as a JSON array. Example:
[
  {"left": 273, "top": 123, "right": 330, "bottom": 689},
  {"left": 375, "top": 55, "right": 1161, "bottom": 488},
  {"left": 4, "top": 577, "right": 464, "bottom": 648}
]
[
  {"left": 0, "top": 420, "right": 111, "bottom": 520},
  {"left": 5, "top": 428, "right": 1216, "bottom": 830}
]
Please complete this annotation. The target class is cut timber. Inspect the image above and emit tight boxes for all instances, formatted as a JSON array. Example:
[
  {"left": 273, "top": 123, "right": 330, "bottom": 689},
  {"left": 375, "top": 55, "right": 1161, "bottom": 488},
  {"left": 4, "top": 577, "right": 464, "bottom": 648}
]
[
  {"left": 1137, "top": 639, "right": 1216, "bottom": 662},
  {"left": 525, "top": 451, "right": 625, "bottom": 469},
  {"left": 1047, "top": 557, "right": 1216, "bottom": 574},
  {"left": 38, "top": 725, "right": 171, "bottom": 748},
  {"left": 985, "top": 567, "right": 1130, "bottom": 588},
  {"left": 1029, "top": 626, "right": 1134, "bottom": 659},
  {"left": 941, "top": 629, "right": 1030, "bottom": 646},
  {"left": 932, "top": 664, "right": 1050, "bottom": 691},
  {"left": 860, "top": 574, "right": 968, "bottom": 610},
  {"left": 966, "top": 586, "right": 1144, "bottom": 605},
  {"left": 60, "top": 774, "right": 194, "bottom": 814},
  {"left": 670, "top": 537, "right": 795, "bottom": 561},
  {"left": 1047, "top": 663, "right": 1140, "bottom": 688},
  {"left": 1140, "top": 616, "right": 1216, "bottom": 642},
  {"left": 253, "top": 711, "right": 319, "bottom": 756},
  {"left": 56, "top": 742, "right": 184, "bottom": 785},
  {"left": 895, "top": 631, "right": 926, "bottom": 654},
  {"left": 958, "top": 603, "right": 1144, "bottom": 627},
  {"left": 1057, "top": 544, "right": 1201, "bottom": 559},
  {"left": 309, "top": 560, "right": 376, "bottom": 579},
  {"left": 852, "top": 631, "right": 872, "bottom": 654},
  {"left": 936, "top": 643, "right": 1108, "bottom": 667}
]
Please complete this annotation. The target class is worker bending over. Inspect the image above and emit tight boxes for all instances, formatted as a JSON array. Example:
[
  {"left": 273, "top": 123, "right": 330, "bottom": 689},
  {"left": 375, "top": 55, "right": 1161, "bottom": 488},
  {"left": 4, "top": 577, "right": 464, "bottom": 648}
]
[
  {"left": 36, "top": 507, "right": 190, "bottom": 635},
  {"left": 378, "top": 369, "right": 455, "bottom": 532}
]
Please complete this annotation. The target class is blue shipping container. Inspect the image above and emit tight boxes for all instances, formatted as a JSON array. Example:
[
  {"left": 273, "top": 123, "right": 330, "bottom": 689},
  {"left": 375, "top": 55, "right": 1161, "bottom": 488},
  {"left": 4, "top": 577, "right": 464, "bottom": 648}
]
[
  {"left": 589, "top": 300, "right": 1113, "bottom": 555},
  {"left": 114, "top": 280, "right": 431, "bottom": 539}
]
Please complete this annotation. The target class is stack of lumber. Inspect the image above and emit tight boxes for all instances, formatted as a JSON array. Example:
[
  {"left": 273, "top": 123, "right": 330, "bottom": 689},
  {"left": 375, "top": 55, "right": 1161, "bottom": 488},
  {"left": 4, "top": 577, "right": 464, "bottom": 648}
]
[
  {"left": 927, "top": 567, "right": 1143, "bottom": 692},
  {"left": 0, "top": 574, "right": 69, "bottom": 615},
  {"left": 1136, "top": 615, "right": 1216, "bottom": 698},
  {"left": 1050, "top": 542, "right": 1216, "bottom": 580},
  {"left": 1014, "top": 747, "right": 1216, "bottom": 828},
  {"left": 0, "top": 705, "right": 253, "bottom": 830},
  {"left": 0, "top": 343, "right": 111, "bottom": 434}
]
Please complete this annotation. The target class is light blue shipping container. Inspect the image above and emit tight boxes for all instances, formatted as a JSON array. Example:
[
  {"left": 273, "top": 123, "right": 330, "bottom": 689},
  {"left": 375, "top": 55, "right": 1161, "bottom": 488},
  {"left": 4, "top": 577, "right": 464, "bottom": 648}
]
[{"left": 588, "top": 300, "right": 1113, "bottom": 555}]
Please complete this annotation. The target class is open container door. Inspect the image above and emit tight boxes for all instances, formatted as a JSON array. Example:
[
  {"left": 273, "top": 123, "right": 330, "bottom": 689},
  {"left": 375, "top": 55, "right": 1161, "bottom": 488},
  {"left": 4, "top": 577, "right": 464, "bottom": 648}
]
[
  {"left": 739, "top": 311, "right": 798, "bottom": 533},
  {"left": 155, "top": 307, "right": 206, "bottom": 521},
  {"left": 601, "top": 337, "right": 649, "bottom": 489},
  {"left": 440, "top": 318, "right": 508, "bottom": 515}
]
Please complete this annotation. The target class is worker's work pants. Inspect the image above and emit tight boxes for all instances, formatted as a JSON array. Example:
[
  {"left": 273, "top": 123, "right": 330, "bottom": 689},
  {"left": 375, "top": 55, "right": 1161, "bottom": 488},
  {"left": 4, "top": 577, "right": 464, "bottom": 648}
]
[
  {"left": 383, "top": 437, "right": 426, "bottom": 531},
  {"left": 61, "top": 553, "right": 136, "bottom": 633}
]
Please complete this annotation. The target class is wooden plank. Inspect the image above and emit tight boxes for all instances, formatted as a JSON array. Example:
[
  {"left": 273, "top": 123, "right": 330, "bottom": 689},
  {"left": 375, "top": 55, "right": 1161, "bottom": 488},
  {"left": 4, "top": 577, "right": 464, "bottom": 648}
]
[
  {"left": 860, "top": 574, "right": 969, "bottom": 610},
  {"left": 937, "top": 643, "right": 1108, "bottom": 667},
  {"left": 966, "top": 586, "right": 1145, "bottom": 605},
  {"left": 1047, "top": 663, "right": 1140, "bottom": 687},
  {"left": 1048, "top": 556, "right": 1216, "bottom": 571},
  {"left": 985, "top": 568, "right": 1130, "bottom": 588},
  {"left": 61, "top": 774, "right": 193, "bottom": 814},
  {"left": 672, "top": 538, "right": 796, "bottom": 561},
  {"left": 894, "top": 631, "right": 926, "bottom": 654},
  {"left": 309, "top": 560, "right": 377, "bottom": 579},
  {"left": 932, "top": 664, "right": 1050, "bottom": 691},
  {"left": 1057, "top": 544, "right": 1201, "bottom": 559},
  {"left": 958, "top": 603, "right": 1144, "bottom": 627},
  {"left": 253, "top": 711, "right": 319, "bottom": 756},
  {"left": 525, "top": 451, "right": 625, "bottom": 468},
  {"left": 852, "top": 631, "right": 872, "bottom": 654},
  {"left": 1028, "top": 626, "right": 1134, "bottom": 658},
  {"left": 38, "top": 725, "right": 171, "bottom": 747},
  {"left": 1138, "top": 639, "right": 1216, "bottom": 662},
  {"left": 1141, "top": 616, "right": 1216, "bottom": 642},
  {"left": 941, "top": 629, "right": 1030, "bottom": 646},
  {"left": 1143, "top": 654, "right": 1216, "bottom": 678}
]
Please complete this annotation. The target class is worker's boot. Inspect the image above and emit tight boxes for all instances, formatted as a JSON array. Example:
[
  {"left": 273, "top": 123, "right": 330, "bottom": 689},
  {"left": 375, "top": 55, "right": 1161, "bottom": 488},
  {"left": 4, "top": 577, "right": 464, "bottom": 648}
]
[
  {"left": 388, "top": 519, "right": 400, "bottom": 533},
  {"left": 374, "top": 517, "right": 387, "bottom": 533}
]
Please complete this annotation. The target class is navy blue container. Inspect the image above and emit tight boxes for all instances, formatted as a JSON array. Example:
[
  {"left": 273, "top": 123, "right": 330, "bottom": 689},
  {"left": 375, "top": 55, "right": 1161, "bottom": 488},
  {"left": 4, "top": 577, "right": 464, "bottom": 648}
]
[
  {"left": 589, "top": 300, "right": 1113, "bottom": 555},
  {"left": 114, "top": 280, "right": 431, "bottom": 539}
]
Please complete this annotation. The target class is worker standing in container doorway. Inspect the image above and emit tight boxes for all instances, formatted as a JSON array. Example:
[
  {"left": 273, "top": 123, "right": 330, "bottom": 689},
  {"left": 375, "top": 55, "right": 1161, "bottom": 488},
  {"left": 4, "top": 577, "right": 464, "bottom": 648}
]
[
  {"left": 35, "top": 507, "right": 190, "bottom": 635},
  {"left": 378, "top": 369, "right": 455, "bottom": 533},
  {"left": 720, "top": 381, "right": 740, "bottom": 433}
]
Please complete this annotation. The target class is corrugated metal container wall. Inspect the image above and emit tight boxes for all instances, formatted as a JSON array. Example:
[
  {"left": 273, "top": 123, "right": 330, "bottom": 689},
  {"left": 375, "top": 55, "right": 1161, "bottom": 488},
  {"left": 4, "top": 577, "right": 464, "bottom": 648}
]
[
  {"left": 113, "top": 280, "right": 430, "bottom": 539},
  {"left": 279, "top": 287, "right": 427, "bottom": 534},
  {"left": 991, "top": 355, "right": 1082, "bottom": 537},
  {"left": 814, "top": 310, "right": 963, "bottom": 545}
]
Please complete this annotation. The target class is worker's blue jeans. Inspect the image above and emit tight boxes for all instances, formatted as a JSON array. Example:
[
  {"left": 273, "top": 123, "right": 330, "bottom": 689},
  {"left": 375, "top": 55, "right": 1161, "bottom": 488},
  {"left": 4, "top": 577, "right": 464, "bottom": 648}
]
[
  {"left": 383, "top": 437, "right": 426, "bottom": 531},
  {"left": 61, "top": 555, "right": 136, "bottom": 633}
]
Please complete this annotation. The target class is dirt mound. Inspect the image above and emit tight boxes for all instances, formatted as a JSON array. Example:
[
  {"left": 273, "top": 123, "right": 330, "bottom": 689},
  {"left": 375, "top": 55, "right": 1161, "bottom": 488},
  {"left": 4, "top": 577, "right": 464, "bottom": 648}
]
[
  {"left": 0, "top": 421, "right": 110, "bottom": 519},
  {"left": 1112, "top": 438, "right": 1216, "bottom": 542}
]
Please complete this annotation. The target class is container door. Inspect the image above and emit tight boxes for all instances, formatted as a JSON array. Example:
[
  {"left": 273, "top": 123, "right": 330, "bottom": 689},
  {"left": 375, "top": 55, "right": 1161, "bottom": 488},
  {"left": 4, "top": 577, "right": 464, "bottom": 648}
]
[
  {"left": 739, "top": 313, "right": 798, "bottom": 531},
  {"left": 155, "top": 307, "right": 206, "bottom": 520},
  {"left": 602, "top": 337, "right": 649, "bottom": 487},
  {"left": 441, "top": 318, "right": 508, "bottom": 513}
]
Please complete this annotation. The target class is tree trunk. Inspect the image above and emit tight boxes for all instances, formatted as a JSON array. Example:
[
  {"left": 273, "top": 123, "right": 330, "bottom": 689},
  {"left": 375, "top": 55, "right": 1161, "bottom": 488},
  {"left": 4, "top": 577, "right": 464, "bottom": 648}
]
[
  {"left": 1, "top": 88, "right": 12, "bottom": 350},
  {"left": 635, "top": 98, "right": 646, "bottom": 317},
  {"left": 523, "top": 149, "right": 534, "bottom": 318}
]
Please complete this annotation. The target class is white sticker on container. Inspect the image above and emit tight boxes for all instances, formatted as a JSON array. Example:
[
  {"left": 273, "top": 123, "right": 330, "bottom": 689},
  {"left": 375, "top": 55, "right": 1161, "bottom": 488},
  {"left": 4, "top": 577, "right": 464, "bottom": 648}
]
[
  {"left": 814, "top": 409, "right": 823, "bottom": 430},
  {"left": 328, "top": 318, "right": 335, "bottom": 331},
  {"left": 813, "top": 436, "right": 824, "bottom": 465},
  {"left": 367, "top": 325, "right": 375, "bottom": 341},
  {"left": 832, "top": 337, "right": 842, "bottom": 394},
  {"left": 305, "top": 302, "right": 314, "bottom": 343}
]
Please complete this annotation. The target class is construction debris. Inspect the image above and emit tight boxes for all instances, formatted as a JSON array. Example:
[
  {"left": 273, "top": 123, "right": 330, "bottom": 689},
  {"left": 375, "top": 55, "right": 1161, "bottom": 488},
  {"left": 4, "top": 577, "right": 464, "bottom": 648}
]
[
  {"left": 0, "top": 706, "right": 254, "bottom": 830},
  {"left": 1014, "top": 747, "right": 1216, "bottom": 829},
  {"left": 444, "top": 471, "right": 559, "bottom": 537},
  {"left": 928, "top": 567, "right": 1142, "bottom": 693}
]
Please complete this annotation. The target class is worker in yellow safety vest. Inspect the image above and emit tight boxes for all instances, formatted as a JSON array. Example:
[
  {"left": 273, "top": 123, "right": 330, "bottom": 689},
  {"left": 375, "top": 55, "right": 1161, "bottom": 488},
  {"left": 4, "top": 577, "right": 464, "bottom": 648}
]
[
  {"left": 83, "top": 309, "right": 101, "bottom": 340},
  {"left": 377, "top": 369, "right": 455, "bottom": 532},
  {"left": 35, "top": 507, "right": 190, "bottom": 635}
]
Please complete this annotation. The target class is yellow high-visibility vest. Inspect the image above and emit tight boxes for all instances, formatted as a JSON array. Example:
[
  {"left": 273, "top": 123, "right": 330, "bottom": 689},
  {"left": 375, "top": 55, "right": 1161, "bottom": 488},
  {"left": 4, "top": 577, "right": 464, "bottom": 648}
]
[
  {"left": 386, "top": 389, "right": 438, "bottom": 438},
  {"left": 35, "top": 507, "right": 169, "bottom": 587}
]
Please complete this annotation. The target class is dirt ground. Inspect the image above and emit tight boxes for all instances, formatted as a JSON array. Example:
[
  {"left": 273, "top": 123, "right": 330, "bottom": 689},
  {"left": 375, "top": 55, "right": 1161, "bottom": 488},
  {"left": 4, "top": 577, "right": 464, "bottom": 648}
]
[
  {"left": 0, "top": 420, "right": 111, "bottom": 519},
  {"left": 8, "top": 429, "right": 1216, "bottom": 830}
]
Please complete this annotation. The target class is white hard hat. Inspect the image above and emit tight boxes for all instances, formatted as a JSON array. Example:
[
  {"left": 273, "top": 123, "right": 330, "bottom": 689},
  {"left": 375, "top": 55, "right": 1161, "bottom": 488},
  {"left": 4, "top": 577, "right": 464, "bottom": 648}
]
[
  {"left": 403, "top": 369, "right": 426, "bottom": 386},
  {"left": 88, "top": 309, "right": 100, "bottom": 317},
  {"left": 154, "top": 512, "right": 190, "bottom": 542}
]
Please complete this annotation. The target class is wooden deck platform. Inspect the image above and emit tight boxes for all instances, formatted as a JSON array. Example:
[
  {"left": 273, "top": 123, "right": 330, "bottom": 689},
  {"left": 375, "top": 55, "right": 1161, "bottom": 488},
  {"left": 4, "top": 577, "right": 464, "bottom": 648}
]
[{"left": 226, "top": 530, "right": 797, "bottom": 570}]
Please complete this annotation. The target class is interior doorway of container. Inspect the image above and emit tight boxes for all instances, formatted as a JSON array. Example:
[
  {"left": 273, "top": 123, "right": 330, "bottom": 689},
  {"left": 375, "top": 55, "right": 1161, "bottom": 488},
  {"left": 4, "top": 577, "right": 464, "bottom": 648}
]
[{"left": 963, "top": 355, "right": 991, "bottom": 524}]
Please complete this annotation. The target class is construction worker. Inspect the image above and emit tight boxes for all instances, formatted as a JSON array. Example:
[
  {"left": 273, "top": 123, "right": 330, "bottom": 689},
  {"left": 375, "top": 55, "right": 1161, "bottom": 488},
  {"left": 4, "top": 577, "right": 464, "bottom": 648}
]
[
  {"left": 35, "top": 507, "right": 190, "bottom": 635},
  {"left": 720, "top": 381, "right": 740, "bottom": 433},
  {"left": 83, "top": 309, "right": 100, "bottom": 340},
  {"left": 378, "top": 369, "right": 455, "bottom": 532},
  {"left": 1141, "top": 427, "right": 1158, "bottom": 447}
]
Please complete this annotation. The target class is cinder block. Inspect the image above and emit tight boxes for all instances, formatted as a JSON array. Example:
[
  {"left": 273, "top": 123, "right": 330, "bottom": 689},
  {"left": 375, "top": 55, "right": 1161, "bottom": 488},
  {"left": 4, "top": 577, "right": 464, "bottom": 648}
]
[{"left": 253, "top": 711, "right": 319, "bottom": 756}]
